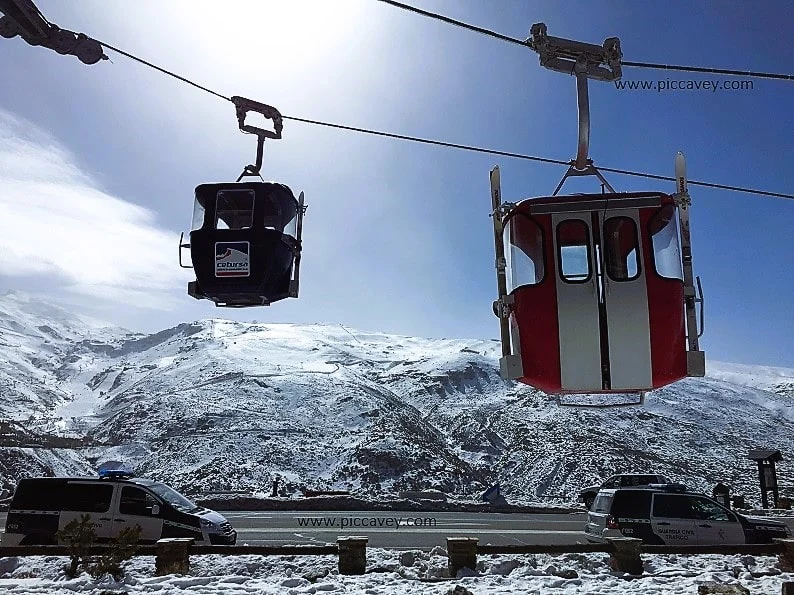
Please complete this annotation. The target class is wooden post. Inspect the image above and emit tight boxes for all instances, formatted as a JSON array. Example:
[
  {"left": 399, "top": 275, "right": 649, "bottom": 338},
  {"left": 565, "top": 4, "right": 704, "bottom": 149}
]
[
  {"left": 776, "top": 539, "right": 794, "bottom": 572},
  {"left": 607, "top": 537, "right": 643, "bottom": 575},
  {"left": 337, "top": 536, "right": 367, "bottom": 575},
  {"left": 447, "top": 537, "right": 478, "bottom": 577},
  {"left": 781, "top": 581, "right": 794, "bottom": 595},
  {"left": 155, "top": 538, "right": 194, "bottom": 576}
]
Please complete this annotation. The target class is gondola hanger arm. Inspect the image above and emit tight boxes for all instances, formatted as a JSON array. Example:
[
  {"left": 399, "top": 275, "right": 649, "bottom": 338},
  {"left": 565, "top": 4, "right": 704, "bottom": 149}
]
[
  {"left": 231, "top": 96, "right": 283, "bottom": 182},
  {"left": 529, "top": 23, "right": 622, "bottom": 172}
]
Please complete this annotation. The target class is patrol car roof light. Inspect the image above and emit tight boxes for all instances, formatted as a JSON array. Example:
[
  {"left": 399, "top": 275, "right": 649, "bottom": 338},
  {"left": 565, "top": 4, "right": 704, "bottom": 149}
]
[
  {"left": 97, "top": 460, "right": 134, "bottom": 479},
  {"left": 98, "top": 469, "right": 135, "bottom": 479}
]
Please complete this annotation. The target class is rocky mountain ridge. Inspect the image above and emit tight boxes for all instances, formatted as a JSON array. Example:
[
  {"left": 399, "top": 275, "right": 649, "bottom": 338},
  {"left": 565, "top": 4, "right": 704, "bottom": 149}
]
[{"left": 1, "top": 290, "right": 792, "bottom": 505}]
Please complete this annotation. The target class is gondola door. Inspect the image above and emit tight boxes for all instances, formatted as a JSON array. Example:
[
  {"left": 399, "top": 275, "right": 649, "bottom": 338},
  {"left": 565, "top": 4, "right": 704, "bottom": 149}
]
[
  {"left": 551, "top": 213, "right": 602, "bottom": 391},
  {"left": 598, "top": 209, "right": 652, "bottom": 391},
  {"left": 551, "top": 209, "right": 652, "bottom": 392}
]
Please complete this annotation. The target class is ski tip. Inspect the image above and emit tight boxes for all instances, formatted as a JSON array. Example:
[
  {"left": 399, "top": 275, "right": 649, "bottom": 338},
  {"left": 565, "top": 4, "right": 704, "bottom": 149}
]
[{"left": 675, "top": 152, "right": 687, "bottom": 193}]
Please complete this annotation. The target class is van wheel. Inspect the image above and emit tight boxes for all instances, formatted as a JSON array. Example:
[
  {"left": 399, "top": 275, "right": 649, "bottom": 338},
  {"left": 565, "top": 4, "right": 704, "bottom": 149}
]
[
  {"left": 20, "top": 534, "right": 55, "bottom": 546},
  {"left": 584, "top": 495, "right": 595, "bottom": 510}
]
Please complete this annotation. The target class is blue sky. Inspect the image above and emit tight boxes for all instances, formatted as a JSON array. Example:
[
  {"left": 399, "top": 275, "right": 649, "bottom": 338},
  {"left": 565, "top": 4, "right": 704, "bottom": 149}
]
[{"left": 0, "top": 0, "right": 792, "bottom": 368}]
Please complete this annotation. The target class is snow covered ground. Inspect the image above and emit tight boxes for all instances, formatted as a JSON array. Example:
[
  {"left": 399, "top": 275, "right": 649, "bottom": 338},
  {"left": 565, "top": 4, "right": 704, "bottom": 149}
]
[{"left": 0, "top": 549, "right": 792, "bottom": 594}]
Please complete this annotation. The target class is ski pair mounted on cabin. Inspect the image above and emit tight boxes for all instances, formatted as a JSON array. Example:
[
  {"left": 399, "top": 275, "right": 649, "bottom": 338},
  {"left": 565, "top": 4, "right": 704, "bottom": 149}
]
[
  {"left": 180, "top": 97, "right": 306, "bottom": 307},
  {"left": 490, "top": 24, "right": 705, "bottom": 403}
]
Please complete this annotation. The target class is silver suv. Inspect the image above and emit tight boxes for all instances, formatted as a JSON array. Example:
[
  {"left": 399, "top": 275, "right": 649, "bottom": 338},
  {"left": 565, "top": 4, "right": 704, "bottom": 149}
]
[
  {"left": 579, "top": 473, "right": 670, "bottom": 510},
  {"left": 585, "top": 484, "right": 791, "bottom": 545}
]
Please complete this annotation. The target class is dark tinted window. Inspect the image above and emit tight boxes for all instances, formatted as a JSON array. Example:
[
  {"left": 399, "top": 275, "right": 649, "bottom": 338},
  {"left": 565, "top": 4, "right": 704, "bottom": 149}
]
[
  {"left": 652, "top": 494, "right": 695, "bottom": 519},
  {"left": 11, "top": 480, "right": 62, "bottom": 510},
  {"left": 612, "top": 491, "right": 652, "bottom": 518},
  {"left": 216, "top": 189, "right": 254, "bottom": 230},
  {"left": 119, "top": 486, "right": 159, "bottom": 516},
  {"left": 62, "top": 483, "right": 113, "bottom": 513},
  {"left": 13, "top": 480, "right": 113, "bottom": 512}
]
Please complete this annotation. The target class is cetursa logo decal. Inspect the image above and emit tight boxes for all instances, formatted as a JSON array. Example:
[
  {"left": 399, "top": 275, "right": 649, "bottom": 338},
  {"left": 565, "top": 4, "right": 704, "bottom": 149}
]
[{"left": 215, "top": 242, "right": 250, "bottom": 277}]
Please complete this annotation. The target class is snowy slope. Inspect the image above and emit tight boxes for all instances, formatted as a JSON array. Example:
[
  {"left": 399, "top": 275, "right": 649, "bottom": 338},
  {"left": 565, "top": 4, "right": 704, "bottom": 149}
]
[{"left": 0, "top": 291, "right": 792, "bottom": 506}]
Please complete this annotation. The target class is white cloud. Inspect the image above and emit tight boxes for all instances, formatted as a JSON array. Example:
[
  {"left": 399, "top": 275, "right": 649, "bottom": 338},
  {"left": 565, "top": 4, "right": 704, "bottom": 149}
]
[{"left": 0, "top": 109, "right": 190, "bottom": 309}]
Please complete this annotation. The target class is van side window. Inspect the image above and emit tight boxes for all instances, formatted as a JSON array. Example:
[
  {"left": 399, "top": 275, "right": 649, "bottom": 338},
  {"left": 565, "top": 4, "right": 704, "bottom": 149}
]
[
  {"left": 120, "top": 486, "right": 158, "bottom": 516},
  {"left": 611, "top": 491, "right": 652, "bottom": 518},
  {"left": 652, "top": 494, "right": 695, "bottom": 519},
  {"left": 690, "top": 496, "right": 735, "bottom": 522},
  {"left": 63, "top": 483, "right": 114, "bottom": 513}
]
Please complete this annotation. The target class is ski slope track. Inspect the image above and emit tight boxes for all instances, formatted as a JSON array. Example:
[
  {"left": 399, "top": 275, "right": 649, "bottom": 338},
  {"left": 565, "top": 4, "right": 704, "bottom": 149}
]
[{"left": 0, "top": 290, "right": 792, "bottom": 505}]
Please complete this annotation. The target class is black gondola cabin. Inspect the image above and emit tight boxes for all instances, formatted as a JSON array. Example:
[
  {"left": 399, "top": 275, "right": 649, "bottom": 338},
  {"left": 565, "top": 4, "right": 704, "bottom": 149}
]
[{"left": 187, "top": 181, "right": 304, "bottom": 307}]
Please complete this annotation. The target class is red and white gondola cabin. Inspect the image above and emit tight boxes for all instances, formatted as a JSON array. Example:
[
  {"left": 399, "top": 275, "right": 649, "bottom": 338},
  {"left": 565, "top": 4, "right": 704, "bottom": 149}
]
[{"left": 500, "top": 191, "right": 700, "bottom": 394}]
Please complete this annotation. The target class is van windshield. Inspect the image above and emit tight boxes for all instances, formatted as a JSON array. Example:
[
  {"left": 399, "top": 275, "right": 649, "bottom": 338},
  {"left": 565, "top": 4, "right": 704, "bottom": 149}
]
[{"left": 147, "top": 483, "right": 199, "bottom": 512}]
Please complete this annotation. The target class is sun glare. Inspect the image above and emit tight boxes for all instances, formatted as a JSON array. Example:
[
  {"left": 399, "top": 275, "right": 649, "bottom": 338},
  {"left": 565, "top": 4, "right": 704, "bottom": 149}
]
[{"left": 160, "top": 0, "right": 367, "bottom": 75}]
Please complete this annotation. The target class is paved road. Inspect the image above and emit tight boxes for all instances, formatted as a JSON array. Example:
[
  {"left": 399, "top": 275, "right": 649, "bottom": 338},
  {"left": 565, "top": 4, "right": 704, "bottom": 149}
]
[
  {"left": 0, "top": 510, "right": 588, "bottom": 549},
  {"left": 222, "top": 511, "right": 589, "bottom": 549},
  {"left": 3, "top": 511, "right": 792, "bottom": 550}
]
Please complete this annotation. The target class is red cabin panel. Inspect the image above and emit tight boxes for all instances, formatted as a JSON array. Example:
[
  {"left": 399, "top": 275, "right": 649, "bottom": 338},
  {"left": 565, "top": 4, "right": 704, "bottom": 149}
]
[
  {"left": 510, "top": 212, "right": 562, "bottom": 392},
  {"left": 640, "top": 201, "right": 687, "bottom": 388}
]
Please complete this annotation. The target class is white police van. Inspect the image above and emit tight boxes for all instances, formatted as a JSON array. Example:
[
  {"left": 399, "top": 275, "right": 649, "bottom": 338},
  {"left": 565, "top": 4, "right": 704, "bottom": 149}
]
[
  {"left": 2, "top": 471, "right": 236, "bottom": 546},
  {"left": 585, "top": 484, "right": 791, "bottom": 545}
]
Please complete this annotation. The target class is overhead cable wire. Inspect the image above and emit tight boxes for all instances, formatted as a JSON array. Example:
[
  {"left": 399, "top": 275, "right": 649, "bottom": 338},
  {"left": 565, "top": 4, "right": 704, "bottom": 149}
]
[
  {"left": 376, "top": 0, "right": 528, "bottom": 48},
  {"left": 94, "top": 40, "right": 794, "bottom": 201},
  {"left": 376, "top": 0, "right": 794, "bottom": 81},
  {"left": 280, "top": 115, "right": 568, "bottom": 167},
  {"left": 620, "top": 61, "right": 794, "bottom": 81},
  {"left": 281, "top": 116, "right": 794, "bottom": 200},
  {"left": 96, "top": 39, "right": 232, "bottom": 102}
]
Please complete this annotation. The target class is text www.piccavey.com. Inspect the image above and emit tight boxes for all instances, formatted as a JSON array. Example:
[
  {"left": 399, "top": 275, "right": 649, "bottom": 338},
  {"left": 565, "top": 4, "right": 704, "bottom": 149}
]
[
  {"left": 614, "top": 79, "right": 754, "bottom": 92},
  {"left": 296, "top": 516, "right": 438, "bottom": 529}
]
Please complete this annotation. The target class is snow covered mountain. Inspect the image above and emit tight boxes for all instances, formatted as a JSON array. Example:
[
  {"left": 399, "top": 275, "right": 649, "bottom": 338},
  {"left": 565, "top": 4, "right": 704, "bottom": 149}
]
[{"left": 1, "top": 290, "right": 792, "bottom": 505}]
